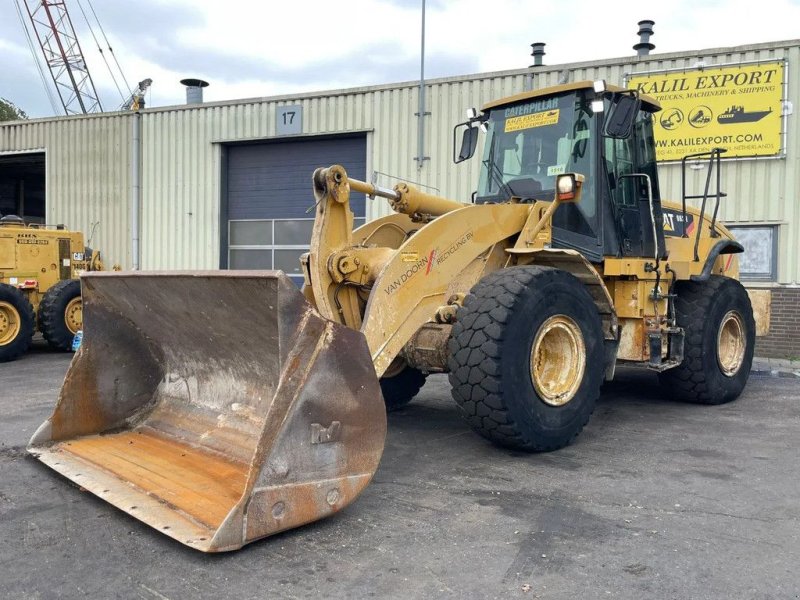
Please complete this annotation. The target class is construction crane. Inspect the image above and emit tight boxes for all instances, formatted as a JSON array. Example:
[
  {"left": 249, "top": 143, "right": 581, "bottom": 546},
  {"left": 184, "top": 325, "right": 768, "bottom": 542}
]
[
  {"left": 120, "top": 78, "right": 152, "bottom": 111},
  {"left": 21, "top": 0, "right": 103, "bottom": 115}
]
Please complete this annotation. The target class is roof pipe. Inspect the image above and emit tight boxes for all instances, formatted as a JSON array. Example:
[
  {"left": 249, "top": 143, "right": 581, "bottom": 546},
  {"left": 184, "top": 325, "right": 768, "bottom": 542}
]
[
  {"left": 530, "top": 42, "right": 546, "bottom": 67},
  {"left": 634, "top": 20, "right": 655, "bottom": 56},
  {"left": 525, "top": 42, "right": 546, "bottom": 91},
  {"left": 180, "top": 78, "right": 209, "bottom": 104}
]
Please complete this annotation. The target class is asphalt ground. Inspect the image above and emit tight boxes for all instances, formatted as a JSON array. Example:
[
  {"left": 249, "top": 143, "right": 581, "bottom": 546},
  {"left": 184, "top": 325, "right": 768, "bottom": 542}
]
[{"left": 1, "top": 341, "right": 799, "bottom": 600}]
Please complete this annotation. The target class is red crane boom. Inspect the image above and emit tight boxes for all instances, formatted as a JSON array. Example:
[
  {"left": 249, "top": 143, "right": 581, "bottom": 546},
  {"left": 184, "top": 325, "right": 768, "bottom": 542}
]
[{"left": 23, "top": 0, "right": 103, "bottom": 115}]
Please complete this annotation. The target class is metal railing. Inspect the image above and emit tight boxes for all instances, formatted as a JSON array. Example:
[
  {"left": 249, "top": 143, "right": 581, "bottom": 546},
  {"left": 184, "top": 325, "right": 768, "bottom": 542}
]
[{"left": 680, "top": 148, "right": 727, "bottom": 261}]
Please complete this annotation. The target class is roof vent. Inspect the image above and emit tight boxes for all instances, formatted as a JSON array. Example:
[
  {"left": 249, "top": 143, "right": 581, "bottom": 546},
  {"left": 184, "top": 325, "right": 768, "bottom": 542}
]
[
  {"left": 180, "top": 78, "right": 209, "bottom": 104},
  {"left": 530, "top": 42, "right": 546, "bottom": 67},
  {"left": 633, "top": 20, "right": 655, "bottom": 56}
]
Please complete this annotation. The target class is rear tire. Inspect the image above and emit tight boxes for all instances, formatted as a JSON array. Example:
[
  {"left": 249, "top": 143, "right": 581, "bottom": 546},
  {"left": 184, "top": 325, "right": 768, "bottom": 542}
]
[
  {"left": 380, "top": 365, "right": 427, "bottom": 411},
  {"left": 659, "top": 276, "right": 754, "bottom": 404},
  {"left": 38, "top": 279, "right": 82, "bottom": 351},
  {"left": 0, "top": 283, "right": 35, "bottom": 362},
  {"left": 448, "top": 266, "right": 604, "bottom": 451}
]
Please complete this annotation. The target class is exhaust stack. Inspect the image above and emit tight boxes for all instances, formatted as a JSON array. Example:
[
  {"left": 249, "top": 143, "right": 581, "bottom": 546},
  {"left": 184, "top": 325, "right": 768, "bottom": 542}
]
[
  {"left": 180, "top": 78, "right": 209, "bottom": 104},
  {"left": 633, "top": 20, "right": 655, "bottom": 56},
  {"left": 530, "top": 42, "right": 546, "bottom": 67}
]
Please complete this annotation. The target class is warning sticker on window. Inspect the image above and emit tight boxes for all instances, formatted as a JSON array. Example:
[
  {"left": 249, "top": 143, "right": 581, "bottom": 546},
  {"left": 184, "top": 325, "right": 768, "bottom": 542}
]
[{"left": 504, "top": 109, "right": 560, "bottom": 133}]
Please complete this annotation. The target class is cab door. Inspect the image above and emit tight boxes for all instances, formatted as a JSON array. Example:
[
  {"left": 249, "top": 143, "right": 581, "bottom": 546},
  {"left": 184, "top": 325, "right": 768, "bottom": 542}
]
[
  {"left": 550, "top": 102, "right": 605, "bottom": 262},
  {"left": 603, "top": 111, "right": 666, "bottom": 259}
]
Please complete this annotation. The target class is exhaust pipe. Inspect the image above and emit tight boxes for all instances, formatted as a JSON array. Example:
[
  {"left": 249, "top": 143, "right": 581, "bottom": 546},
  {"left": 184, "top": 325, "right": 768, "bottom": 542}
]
[
  {"left": 180, "top": 78, "right": 209, "bottom": 104},
  {"left": 633, "top": 20, "right": 655, "bottom": 56}
]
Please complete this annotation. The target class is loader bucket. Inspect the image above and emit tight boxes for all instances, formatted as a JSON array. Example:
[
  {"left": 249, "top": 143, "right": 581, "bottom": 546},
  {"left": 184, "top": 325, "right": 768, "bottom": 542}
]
[{"left": 28, "top": 271, "right": 386, "bottom": 552}]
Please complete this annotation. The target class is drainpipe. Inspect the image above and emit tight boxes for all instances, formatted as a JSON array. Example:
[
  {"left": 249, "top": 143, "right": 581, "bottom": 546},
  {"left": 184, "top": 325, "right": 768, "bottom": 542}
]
[
  {"left": 131, "top": 111, "right": 141, "bottom": 270},
  {"left": 415, "top": 0, "right": 429, "bottom": 170}
]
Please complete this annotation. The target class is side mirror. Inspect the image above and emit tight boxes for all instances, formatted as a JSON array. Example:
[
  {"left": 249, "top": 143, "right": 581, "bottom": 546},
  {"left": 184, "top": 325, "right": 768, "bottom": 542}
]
[
  {"left": 453, "top": 123, "right": 479, "bottom": 164},
  {"left": 604, "top": 94, "right": 641, "bottom": 139}
]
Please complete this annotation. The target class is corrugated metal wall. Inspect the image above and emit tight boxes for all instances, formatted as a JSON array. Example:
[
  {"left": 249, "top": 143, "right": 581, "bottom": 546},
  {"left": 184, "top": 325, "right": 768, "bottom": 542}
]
[
  {"left": 0, "top": 114, "right": 132, "bottom": 268},
  {"left": 1, "top": 39, "right": 798, "bottom": 281}
]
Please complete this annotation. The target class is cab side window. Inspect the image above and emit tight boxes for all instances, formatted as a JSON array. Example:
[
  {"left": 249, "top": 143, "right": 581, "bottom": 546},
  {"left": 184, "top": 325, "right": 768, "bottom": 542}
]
[{"left": 604, "top": 135, "right": 637, "bottom": 207}]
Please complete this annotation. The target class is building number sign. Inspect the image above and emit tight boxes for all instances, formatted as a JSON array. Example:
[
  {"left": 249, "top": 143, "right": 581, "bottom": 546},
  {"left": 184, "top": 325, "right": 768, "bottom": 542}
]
[{"left": 276, "top": 105, "right": 302, "bottom": 135}]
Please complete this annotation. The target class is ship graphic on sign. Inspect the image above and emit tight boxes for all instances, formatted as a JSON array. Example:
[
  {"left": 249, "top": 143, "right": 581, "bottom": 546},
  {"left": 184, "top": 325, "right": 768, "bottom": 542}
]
[{"left": 717, "top": 105, "right": 773, "bottom": 124}]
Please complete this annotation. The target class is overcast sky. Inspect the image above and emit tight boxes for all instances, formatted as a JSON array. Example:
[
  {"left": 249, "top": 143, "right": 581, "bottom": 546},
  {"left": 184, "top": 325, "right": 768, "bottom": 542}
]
[{"left": 2, "top": 0, "right": 799, "bottom": 118}]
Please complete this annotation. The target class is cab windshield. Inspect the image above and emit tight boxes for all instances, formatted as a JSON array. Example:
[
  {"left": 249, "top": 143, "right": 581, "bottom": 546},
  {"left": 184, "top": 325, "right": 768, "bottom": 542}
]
[{"left": 476, "top": 91, "right": 595, "bottom": 205}]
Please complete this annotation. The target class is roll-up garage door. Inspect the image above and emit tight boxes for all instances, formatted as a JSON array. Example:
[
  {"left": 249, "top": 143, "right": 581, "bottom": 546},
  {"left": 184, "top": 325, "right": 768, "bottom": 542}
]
[{"left": 225, "top": 134, "right": 367, "bottom": 285}]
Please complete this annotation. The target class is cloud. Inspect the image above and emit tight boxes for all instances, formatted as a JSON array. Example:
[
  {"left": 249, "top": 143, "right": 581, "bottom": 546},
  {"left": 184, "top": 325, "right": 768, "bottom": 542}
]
[
  {"left": 2, "top": 0, "right": 799, "bottom": 118},
  {"left": 81, "top": 0, "right": 204, "bottom": 38}
]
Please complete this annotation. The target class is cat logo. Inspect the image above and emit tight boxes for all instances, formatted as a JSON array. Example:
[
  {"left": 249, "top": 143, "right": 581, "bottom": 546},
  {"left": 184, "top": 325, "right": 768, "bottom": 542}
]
[{"left": 662, "top": 209, "right": 695, "bottom": 237}]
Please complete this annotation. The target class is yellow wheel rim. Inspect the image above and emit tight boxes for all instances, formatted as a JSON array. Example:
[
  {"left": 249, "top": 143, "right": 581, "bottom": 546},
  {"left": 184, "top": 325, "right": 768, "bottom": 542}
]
[
  {"left": 530, "top": 315, "right": 586, "bottom": 407},
  {"left": 64, "top": 297, "right": 83, "bottom": 335},
  {"left": 0, "top": 301, "right": 21, "bottom": 346},
  {"left": 717, "top": 310, "right": 746, "bottom": 377}
]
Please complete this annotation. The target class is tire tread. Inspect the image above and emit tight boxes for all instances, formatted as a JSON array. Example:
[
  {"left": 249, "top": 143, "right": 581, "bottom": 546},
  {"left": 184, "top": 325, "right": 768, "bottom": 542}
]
[
  {"left": 448, "top": 266, "right": 601, "bottom": 451},
  {"left": 38, "top": 279, "right": 81, "bottom": 351},
  {"left": 659, "top": 276, "right": 754, "bottom": 404}
]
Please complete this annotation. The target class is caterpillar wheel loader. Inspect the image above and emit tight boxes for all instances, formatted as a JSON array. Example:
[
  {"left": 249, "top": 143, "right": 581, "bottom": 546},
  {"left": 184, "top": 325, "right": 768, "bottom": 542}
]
[
  {"left": 29, "top": 80, "right": 754, "bottom": 552},
  {"left": 0, "top": 216, "right": 105, "bottom": 362}
]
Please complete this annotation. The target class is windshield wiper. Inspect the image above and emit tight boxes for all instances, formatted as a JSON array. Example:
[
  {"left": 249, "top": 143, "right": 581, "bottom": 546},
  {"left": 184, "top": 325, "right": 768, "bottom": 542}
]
[{"left": 483, "top": 158, "right": 514, "bottom": 200}]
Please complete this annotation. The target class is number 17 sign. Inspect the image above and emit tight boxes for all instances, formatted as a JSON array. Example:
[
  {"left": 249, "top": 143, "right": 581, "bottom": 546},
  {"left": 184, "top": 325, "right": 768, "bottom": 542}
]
[{"left": 276, "top": 104, "right": 303, "bottom": 135}]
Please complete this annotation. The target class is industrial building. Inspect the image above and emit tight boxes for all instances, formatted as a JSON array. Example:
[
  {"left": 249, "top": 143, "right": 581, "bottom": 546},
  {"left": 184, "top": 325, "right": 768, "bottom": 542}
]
[{"left": 1, "top": 38, "right": 798, "bottom": 357}]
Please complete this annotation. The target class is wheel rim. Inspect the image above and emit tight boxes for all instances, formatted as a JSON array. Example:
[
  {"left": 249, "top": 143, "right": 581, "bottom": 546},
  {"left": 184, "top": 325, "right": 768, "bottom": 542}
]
[
  {"left": 64, "top": 297, "right": 83, "bottom": 335},
  {"left": 0, "top": 301, "right": 21, "bottom": 346},
  {"left": 530, "top": 315, "right": 586, "bottom": 406},
  {"left": 717, "top": 310, "right": 746, "bottom": 377}
]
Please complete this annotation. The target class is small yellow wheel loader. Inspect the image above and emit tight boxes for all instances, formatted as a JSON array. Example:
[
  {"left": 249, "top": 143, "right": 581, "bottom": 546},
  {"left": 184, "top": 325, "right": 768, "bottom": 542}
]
[
  {"left": 29, "top": 81, "right": 754, "bottom": 552},
  {"left": 0, "top": 216, "right": 104, "bottom": 361}
]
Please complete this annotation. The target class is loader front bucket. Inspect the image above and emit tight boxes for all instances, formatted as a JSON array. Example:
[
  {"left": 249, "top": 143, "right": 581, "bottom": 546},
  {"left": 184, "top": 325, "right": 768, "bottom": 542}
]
[{"left": 28, "top": 271, "right": 386, "bottom": 552}]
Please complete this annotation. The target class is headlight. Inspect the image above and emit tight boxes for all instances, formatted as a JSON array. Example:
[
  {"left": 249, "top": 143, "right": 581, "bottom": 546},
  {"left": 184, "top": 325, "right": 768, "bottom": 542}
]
[
  {"left": 557, "top": 175, "right": 575, "bottom": 195},
  {"left": 556, "top": 173, "right": 585, "bottom": 202}
]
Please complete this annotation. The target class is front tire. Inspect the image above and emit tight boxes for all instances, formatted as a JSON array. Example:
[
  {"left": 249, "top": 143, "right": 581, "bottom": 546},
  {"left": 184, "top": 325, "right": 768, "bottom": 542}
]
[
  {"left": 448, "top": 266, "right": 604, "bottom": 451},
  {"left": 38, "top": 279, "right": 82, "bottom": 351},
  {"left": 380, "top": 364, "right": 427, "bottom": 411},
  {"left": 0, "top": 283, "right": 35, "bottom": 362},
  {"left": 659, "top": 276, "right": 754, "bottom": 404}
]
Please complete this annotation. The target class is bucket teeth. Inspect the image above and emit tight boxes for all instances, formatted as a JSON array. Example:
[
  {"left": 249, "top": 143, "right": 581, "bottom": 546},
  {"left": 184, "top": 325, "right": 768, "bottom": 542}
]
[{"left": 28, "top": 270, "right": 386, "bottom": 552}]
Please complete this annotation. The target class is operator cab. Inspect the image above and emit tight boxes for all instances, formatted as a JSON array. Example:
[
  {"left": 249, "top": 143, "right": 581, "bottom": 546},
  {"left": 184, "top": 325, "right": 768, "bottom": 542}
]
[{"left": 464, "top": 82, "right": 665, "bottom": 263}]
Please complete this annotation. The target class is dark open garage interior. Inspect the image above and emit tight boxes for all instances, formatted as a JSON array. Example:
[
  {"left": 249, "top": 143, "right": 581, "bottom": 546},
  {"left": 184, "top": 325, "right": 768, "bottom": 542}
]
[{"left": 0, "top": 152, "right": 45, "bottom": 223}]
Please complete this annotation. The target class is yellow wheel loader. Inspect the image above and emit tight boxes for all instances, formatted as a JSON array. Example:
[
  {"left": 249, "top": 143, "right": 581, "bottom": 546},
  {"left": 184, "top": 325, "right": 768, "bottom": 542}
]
[
  {"left": 29, "top": 81, "right": 754, "bottom": 552},
  {"left": 0, "top": 216, "right": 104, "bottom": 361}
]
